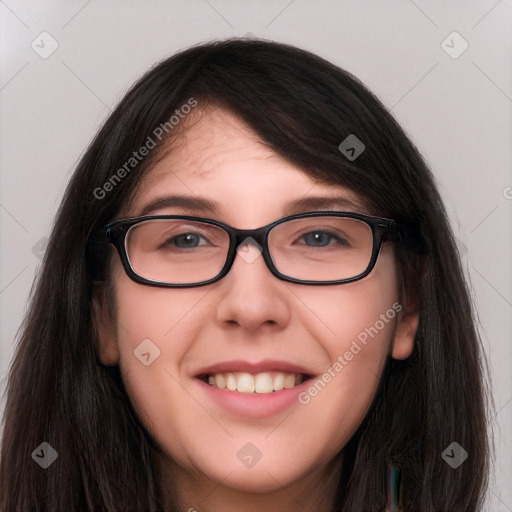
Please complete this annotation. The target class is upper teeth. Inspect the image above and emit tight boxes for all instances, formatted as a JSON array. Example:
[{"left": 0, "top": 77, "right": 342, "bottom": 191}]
[{"left": 207, "top": 372, "right": 303, "bottom": 394}]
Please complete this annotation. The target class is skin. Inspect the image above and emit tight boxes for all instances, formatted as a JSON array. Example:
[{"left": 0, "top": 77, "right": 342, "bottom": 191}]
[{"left": 94, "top": 107, "right": 418, "bottom": 512}]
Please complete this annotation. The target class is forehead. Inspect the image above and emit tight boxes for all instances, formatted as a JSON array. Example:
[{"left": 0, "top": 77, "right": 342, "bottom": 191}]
[{"left": 128, "top": 107, "right": 367, "bottom": 220}]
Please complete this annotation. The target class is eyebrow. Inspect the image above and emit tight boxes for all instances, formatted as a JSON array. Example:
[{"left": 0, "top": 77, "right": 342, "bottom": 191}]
[
  {"left": 137, "top": 194, "right": 367, "bottom": 217},
  {"left": 284, "top": 195, "right": 367, "bottom": 214},
  {"left": 138, "top": 195, "right": 220, "bottom": 216}
]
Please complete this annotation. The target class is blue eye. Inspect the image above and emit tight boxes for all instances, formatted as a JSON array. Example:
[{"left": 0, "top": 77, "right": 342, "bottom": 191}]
[
  {"left": 302, "top": 231, "right": 347, "bottom": 247},
  {"left": 169, "top": 233, "right": 207, "bottom": 248}
]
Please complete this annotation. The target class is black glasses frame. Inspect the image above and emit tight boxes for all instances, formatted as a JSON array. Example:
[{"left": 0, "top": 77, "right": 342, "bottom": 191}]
[{"left": 90, "top": 211, "right": 402, "bottom": 288}]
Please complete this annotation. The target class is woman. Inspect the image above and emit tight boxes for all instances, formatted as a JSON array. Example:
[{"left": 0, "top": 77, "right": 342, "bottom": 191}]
[{"left": 0, "top": 38, "right": 490, "bottom": 511}]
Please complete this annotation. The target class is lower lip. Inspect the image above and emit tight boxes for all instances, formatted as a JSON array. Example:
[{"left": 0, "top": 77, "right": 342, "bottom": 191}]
[{"left": 195, "top": 378, "right": 311, "bottom": 418}]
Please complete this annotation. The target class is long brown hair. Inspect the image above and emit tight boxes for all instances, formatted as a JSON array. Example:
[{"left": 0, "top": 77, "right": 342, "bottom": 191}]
[{"left": 1, "top": 38, "right": 491, "bottom": 511}]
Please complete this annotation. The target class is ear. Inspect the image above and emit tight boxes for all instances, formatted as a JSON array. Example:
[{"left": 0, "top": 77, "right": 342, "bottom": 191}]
[
  {"left": 391, "top": 301, "right": 419, "bottom": 360},
  {"left": 91, "top": 283, "right": 120, "bottom": 366}
]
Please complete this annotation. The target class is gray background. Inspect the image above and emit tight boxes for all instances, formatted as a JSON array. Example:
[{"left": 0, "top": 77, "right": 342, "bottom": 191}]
[{"left": 1, "top": 1, "right": 511, "bottom": 509}]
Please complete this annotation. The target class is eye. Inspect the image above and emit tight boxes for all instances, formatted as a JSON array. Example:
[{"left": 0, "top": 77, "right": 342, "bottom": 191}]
[
  {"left": 301, "top": 230, "right": 347, "bottom": 247},
  {"left": 168, "top": 232, "right": 208, "bottom": 248}
]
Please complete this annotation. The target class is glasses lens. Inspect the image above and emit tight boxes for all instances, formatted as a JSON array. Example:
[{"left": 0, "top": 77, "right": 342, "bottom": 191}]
[
  {"left": 268, "top": 216, "right": 374, "bottom": 281},
  {"left": 125, "top": 219, "right": 230, "bottom": 284}
]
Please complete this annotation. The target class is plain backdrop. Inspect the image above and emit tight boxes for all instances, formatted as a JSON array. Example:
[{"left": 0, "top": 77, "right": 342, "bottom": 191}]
[{"left": 1, "top": 1, "right": 511, "bottom": 510}]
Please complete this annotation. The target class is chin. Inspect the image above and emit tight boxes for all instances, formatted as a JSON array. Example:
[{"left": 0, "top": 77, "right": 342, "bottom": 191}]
[{"left": 211, "top": 467, "right": 299, "bottom": 494}]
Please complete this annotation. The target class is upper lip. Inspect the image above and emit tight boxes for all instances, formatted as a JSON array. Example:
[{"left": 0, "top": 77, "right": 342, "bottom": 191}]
[{"left": 195, "top": 359, "right": 315, "bottom": 377}]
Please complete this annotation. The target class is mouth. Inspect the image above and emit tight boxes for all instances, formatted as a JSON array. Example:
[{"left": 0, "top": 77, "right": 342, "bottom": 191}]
[
  {"left": 197, "top": 371, "right": 313, "bottom": 394},
  {"left": 194, "top": 360, "right": 316, "bottom": 418}
]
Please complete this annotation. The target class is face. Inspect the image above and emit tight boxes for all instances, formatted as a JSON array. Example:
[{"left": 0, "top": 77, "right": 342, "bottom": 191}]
[{"left": 95, "top": 107, "right": 417, "bottom": 507}]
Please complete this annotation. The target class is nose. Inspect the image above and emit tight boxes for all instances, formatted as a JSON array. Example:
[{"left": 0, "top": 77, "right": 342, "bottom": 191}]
[{"left": 215, "top": 240, "right": 291, "bottom": 332}]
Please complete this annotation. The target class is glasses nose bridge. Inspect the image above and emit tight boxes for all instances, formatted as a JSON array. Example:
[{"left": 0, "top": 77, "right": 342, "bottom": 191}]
[
  {"left": 232, "top": 225, "right": 269, "bottom": 249},
  {"left": 228, "top": 225, "right": 274, "bottom": 275}
]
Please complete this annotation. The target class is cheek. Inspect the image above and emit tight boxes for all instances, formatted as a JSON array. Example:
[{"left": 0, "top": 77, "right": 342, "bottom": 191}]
[
  {"left": 297, "top": 243, "right": 399, "bottom": 358},
  {"left": 292, "top": 247, "right": 400, "bottom": 441},
  {"left": 112, "top": 267, "right": 212, "bottom": 353},
  {"left": 298, "top": 313, "right": 395, "bottom": 428},
  {"left": 110, "top": 276, "right": 211, "bottom": 454}
]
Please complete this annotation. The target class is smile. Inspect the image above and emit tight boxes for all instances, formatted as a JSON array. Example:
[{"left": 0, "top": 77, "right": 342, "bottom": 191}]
[
  {"left": 200, "top": 371, "right": 306, "bottom": 394},
  {"left": 194, "top": 360, "right": 316, "bottom": 417}
]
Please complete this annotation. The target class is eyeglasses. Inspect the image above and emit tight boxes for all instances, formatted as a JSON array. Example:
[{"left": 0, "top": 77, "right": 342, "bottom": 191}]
[{"left": 90, "top": 211, "right": 404, "bottom": 287}]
